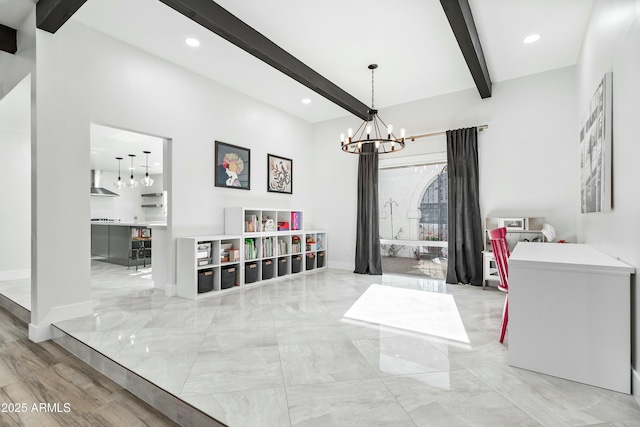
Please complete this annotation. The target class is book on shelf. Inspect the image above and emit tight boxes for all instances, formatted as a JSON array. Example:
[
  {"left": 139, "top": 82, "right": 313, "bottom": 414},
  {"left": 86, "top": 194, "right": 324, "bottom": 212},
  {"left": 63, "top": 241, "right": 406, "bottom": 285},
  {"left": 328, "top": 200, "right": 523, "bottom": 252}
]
[
  {"left": 244, "top": 238, "right": 256, "bottom": 259},
  {"left": 245, "top": 215, "right": 259, "bottom": 233},
  {"left": 291, "top": 212, "right": 301, "bottom": 230}
]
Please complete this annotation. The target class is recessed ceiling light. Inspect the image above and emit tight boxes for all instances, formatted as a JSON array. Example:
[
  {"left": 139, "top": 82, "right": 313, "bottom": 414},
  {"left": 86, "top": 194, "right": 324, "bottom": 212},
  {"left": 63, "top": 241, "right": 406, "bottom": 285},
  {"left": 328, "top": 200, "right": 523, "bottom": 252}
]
[
  {"left": 523, "top": 34, "right": 541, "bottom": 44},
  {"left": 185, "top": 37, "right": 200, "bottom": 47},
  {"left": 302, "top": 98, "right": 311, "bottom": 104}
]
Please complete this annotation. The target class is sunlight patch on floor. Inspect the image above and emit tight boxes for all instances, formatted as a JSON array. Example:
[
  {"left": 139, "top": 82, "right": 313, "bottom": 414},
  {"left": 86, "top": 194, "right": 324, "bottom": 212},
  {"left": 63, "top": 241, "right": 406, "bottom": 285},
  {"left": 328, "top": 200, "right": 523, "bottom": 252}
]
[{"left": 343, "top": 284, "right": 470, "bottom": 344}]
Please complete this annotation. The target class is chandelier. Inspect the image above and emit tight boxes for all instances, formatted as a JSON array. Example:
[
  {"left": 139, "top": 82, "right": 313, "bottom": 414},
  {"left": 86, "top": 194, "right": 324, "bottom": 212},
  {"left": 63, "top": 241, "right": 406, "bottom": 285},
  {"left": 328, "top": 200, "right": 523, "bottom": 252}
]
[{"left": 341, "top": 64, "right": 405, "bottom": 155}]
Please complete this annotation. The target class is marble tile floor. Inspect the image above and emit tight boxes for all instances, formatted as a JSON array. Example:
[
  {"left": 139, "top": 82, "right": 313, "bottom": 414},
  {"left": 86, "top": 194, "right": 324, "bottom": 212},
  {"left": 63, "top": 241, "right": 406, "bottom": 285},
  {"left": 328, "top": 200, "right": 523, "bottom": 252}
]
[
  {"left": 0, "top": 304, "right": 179, "bottom": 426},
  {"left": 2, "top": 261, "right": 640, "bottom": 426}
]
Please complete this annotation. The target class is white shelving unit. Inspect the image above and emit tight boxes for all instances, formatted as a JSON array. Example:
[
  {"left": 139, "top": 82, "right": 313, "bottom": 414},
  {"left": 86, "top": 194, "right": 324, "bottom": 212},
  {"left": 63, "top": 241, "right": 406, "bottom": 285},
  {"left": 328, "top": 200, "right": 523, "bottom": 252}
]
[
  {"left": 224, "top": 207, "right": 327, "bottom": 286},
  {"left": 483, "top": 216, "right": 545, "bottom": 287},
  {"left": 177, "top": 235, "right": 242, "bottom": 299}
]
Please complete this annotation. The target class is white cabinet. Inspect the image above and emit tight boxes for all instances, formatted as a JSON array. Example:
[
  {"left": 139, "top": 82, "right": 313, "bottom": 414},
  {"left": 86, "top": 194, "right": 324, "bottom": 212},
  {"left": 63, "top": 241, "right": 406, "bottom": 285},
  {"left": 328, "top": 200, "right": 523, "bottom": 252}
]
[
  {"left": 509, "top": 242, "right": 633, "bottom": 393},
  {"left": 177, "top": 235, "right": 242, "bottom": 299},
  {"left": 483, "top": 216, "right": 545, "bottom": 287}
]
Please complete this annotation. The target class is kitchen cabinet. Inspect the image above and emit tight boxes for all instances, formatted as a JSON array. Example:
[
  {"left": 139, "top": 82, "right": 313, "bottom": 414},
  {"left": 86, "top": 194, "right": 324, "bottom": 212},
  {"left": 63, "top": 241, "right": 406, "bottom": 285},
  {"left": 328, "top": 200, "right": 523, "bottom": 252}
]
[{"left": 91, "top": 223, "right": 152, "bottom": 266}]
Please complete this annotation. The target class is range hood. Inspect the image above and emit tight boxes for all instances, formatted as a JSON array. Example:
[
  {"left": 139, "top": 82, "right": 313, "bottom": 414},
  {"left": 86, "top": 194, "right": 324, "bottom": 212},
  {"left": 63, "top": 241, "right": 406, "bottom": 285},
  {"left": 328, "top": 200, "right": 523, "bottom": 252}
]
[{"left": 91, "top": 170, "right": 119, "bottom": 197}]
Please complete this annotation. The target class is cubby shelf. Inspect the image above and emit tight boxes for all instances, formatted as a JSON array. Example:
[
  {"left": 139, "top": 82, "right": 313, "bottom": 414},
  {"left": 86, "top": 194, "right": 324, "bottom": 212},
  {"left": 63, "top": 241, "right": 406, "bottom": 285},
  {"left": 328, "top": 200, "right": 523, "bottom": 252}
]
[
  {"left": 176, "top": 208, "right": 327, "bottom": 299},
  {"left": 176, "top": 235, "right": 242, "bottom": 300},
  {"left": 224, "top": 208, "right": 327, "bottom": 286}
]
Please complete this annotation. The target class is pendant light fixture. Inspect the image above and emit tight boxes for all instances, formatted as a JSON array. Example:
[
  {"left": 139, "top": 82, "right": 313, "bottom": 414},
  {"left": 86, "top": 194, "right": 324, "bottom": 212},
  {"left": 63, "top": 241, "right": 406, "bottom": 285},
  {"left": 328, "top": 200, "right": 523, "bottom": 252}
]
[
  {"left": 113, "top": 157, "right": 124, "bottom": 189},
  {"left": 127, "top": 154, "right": 139, "bottom": 188},
  {"left": 340, "top": 64, "right": 405, "bottom": 155},
  {"left": 139, "top": 150, "right": 154, "bottom": 187}
]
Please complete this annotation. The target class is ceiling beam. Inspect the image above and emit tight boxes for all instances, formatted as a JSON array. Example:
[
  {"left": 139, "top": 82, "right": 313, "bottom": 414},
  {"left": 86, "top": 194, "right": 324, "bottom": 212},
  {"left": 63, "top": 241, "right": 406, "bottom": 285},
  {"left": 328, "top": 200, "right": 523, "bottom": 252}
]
[
  {"left": 37, "top": 0, "right": 88, "bottom": 34},
  {"left": 440, "top": 0, "right": 492, "bottom": 98},
  {"left": 0, "top": 23, "right": 17, "bottom": 54},
  {"left": 157, "top": 0, "right": 371, "bottom": 120}
]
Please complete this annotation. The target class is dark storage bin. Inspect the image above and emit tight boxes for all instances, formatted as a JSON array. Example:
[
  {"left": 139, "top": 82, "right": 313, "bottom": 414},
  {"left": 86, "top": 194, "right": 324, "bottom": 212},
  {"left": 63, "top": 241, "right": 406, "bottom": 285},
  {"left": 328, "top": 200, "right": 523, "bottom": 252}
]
[
  {"left": 291, "top": 255, "right": 302, "bottom": 273},
  {"left": 262, "top": 259, "right": 274, "bottom": 280},
  {"left": 198, "top": 269, "right": 214, "bottom": 293},
  {"left": 317, "top": 251, "right": 325, "bottom": 268},
  {"left": 245, "top": 262, "right": 258, "bottom": 283},
  {"left": 306, "top": 253, "right": 315, "bottom": 270},
  {"left": 221, "top": 266, "right": 236, "bottom": 289},
  {"left": 278, "top": 257, "right": 288, "bottom": 276}
]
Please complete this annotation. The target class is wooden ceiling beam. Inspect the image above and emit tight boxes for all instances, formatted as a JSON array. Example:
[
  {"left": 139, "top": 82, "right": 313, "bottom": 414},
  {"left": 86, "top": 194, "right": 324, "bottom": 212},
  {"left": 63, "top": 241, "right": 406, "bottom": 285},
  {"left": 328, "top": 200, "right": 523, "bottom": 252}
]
[
  {"left": 37, "top": 0, "right": 88, "bottom": 34},
  {"left": 157, "top": 0, "right": 371, "bottom": 120},
  {"left": 0, "top": 23, "right": 17, "bottom": 54},
  {"left": 440, "top": 0, "right": 492, "bottom": 98}
]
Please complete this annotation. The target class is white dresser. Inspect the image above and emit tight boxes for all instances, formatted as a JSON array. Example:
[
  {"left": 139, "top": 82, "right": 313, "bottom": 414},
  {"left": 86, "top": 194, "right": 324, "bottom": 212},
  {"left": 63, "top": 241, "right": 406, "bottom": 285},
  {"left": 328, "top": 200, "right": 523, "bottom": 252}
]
[{"left": 508, "top": 242, "right": 634, "bottom": 393}]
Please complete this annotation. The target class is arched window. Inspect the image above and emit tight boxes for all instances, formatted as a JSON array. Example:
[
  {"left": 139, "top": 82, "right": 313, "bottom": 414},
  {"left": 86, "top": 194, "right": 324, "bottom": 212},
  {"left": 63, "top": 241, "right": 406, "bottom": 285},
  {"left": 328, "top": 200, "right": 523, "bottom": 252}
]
[{"left": 419, "top": 166, "right": 448, "bottom": 241}]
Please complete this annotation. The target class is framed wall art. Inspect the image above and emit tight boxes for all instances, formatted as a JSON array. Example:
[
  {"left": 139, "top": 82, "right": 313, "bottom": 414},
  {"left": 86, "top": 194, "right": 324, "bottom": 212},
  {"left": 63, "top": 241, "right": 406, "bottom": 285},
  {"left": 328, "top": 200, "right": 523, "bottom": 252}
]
[
  {"left": 499, "top": 218, "right": 526, "bottom": 230},
  {"left": 580, "top": 72, "right": 612, "bottom": 213},
  {"left": 267, "top": 154, "right": 292, "bottom": 194},
  {"left": 215, "top": 141, "right": 250, "bottom": 190}
]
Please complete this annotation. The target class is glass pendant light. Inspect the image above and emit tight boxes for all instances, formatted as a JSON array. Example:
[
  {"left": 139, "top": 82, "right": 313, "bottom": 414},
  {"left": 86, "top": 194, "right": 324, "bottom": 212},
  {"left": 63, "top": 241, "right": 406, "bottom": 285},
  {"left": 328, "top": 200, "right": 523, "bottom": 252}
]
[
  {"left": 113, "top": 157, "right": 124, "bottom": 189},
  {"left": 139, "top": 150, "right": 154, "bottom": 187},
  {"left": 127, "top": 154, "right": 139, "bottom": 188}
]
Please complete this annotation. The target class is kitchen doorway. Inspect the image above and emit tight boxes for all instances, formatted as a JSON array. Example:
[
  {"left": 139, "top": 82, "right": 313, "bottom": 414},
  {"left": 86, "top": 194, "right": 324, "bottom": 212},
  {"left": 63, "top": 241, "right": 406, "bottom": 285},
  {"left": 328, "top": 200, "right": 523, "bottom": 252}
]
[{"left": 89, "top": 124, "right": 169, "bottom": 289}]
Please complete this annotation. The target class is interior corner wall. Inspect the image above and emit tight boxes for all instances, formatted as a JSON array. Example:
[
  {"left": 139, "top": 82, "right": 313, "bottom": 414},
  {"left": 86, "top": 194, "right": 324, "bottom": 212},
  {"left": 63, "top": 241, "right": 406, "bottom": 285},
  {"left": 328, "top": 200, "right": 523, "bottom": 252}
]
[
  {"left": 574, "top": 0, "right": 640, "bottom": 397},
  {"left": 0, "top": 8, "right": 35, "bottom": 100},
  {"left": 0, "top": 8, "right": 35, "bottom": 281},
  {"left": 30, "top": 18, "right": 314, "bottom": 325},
  {"left": 0, "top": 76, "right": 31, "bottom": 279},
  {"left": 312, "top": 66, "right": 578, "bottom": 271}
]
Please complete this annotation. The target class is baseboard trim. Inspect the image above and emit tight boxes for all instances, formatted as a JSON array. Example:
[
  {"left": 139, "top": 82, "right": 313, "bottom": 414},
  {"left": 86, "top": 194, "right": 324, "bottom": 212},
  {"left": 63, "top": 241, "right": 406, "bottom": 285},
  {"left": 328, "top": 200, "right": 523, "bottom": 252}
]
[
  {"left": 328, "top": 261, "right": 352, "bottom": 271},
  {"left": 0, "top": 269, "right": 30, "bottom": 281},
  {"left": 29, "top": 300, "right": 93, "bottom": 342},
  {"left": 633, "top": 368, "right": 640, "bottom": 406},
  {"left": 165, "top": 284, "right": 177, "bottom": 297}
]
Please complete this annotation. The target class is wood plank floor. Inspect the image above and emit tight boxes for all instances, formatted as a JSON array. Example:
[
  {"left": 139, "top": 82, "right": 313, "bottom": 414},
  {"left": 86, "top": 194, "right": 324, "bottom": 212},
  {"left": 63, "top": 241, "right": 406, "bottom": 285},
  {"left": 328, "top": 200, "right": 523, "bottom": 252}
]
[{"left": 0, "top": 306, "right": 179, "bottom": 426}]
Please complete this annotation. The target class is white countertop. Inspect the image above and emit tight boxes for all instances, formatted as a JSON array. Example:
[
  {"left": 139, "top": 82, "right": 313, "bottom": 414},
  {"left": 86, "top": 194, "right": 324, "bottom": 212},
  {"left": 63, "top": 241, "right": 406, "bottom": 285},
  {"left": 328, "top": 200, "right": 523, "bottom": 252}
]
[
  {"left": 91, "top": 221, "right": 166, "bottom": 227},
  {"left": 510, "top": 242, "right": 635, "bottom": 275}
]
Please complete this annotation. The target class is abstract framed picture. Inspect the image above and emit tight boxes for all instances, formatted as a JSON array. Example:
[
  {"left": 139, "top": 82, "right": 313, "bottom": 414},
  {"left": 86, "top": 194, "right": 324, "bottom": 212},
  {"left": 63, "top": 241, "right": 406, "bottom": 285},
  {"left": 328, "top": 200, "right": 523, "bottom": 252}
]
[
  {"left": 215, "top": 141, "right": 250, "bottom": 190},
  {"left": 267, "top": 154, "right": 292, "bottom": 194},
  {"left": 579, "top": 72, "right": 612, "bottom": 213}
]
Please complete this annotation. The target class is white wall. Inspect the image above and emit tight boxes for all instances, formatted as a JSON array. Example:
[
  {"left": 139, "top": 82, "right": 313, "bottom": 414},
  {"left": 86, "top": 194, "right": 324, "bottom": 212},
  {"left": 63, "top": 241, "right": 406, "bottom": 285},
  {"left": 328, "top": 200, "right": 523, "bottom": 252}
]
[
  {"left": 26, "top": 19, "right": 315, "bottom": 337},
  {"left": 0, "top": 76, "right": 31, "bottom": 280},
  {"left": 0, "top": 10, "right": 35, "bottom": 100},
  {"left": 574, "top": 0, "right": 640, "bottom": 397},
  {"left": 90, "top": 172, "right": 163, "bottom": 222},
  {"left": 312, "top": 66, "right": 579, "bottom": 271},
  {"left": 0, "top": 9, "right": 35, "bottom": 281}
]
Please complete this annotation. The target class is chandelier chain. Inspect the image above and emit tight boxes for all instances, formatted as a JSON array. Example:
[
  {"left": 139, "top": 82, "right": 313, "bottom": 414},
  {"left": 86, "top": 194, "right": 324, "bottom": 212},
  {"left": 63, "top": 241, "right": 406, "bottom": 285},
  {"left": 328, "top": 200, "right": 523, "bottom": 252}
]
[{"left": 371, "top": 67, "right": 375, "bottom": 109}]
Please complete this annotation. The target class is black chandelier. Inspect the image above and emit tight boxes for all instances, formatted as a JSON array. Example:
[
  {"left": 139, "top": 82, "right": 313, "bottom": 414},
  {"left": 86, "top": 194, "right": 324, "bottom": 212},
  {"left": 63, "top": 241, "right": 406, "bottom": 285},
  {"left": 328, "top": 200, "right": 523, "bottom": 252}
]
[{"left": 341, "top": 64, "right": 405, "bottom": 155}]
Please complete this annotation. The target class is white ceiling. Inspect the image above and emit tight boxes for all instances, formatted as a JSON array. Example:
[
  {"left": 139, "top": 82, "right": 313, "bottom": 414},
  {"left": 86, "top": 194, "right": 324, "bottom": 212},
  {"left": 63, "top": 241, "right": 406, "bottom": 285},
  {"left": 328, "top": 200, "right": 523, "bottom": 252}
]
[
  {"left": 68, "top": 0, "right": 593, "bottom": 123},
  {"left": 90, "top": 124, "right": 164, "bottom": 174},
  {"left": 0, "top": 0, "right": 34, "bottom": 29},
  {"left": 0, "top": 0, "right": 594, "bottom": 171}
]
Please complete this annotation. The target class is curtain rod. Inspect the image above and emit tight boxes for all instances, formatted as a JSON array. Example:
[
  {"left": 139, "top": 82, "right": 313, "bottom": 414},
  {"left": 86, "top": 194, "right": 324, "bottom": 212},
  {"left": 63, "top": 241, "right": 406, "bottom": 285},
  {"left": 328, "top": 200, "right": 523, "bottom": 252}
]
[{"left": 406, "top": 124, "right": 488, "bottom": 142}]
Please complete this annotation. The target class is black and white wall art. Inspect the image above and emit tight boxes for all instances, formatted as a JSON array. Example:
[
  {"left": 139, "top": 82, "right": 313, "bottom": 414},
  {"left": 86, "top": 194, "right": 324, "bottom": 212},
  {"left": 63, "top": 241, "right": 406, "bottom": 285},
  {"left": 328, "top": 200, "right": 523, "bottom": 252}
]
[{"left": 580, "top": 72, "right": 612, "bottom": 213}]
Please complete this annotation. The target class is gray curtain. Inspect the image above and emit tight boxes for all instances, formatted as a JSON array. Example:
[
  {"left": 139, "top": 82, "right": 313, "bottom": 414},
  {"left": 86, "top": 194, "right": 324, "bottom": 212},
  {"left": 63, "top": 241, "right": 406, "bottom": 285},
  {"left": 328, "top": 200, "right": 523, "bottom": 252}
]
[
  {"left": 354, "top": 143, "right": 382, "bottom": 275},
  {"left": 446, "top": 127, "right": 483, "bottom": 285}
]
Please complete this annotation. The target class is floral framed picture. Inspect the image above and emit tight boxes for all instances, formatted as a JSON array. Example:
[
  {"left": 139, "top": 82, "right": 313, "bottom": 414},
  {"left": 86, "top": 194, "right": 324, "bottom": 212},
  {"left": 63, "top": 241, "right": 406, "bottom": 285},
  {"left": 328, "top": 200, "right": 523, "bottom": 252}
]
[
  {"left": 267, "top": 154, "right": 292, "bottom": 194},
  {"left": 215, "top": 141, "right": 250, "bottom": 190}
]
